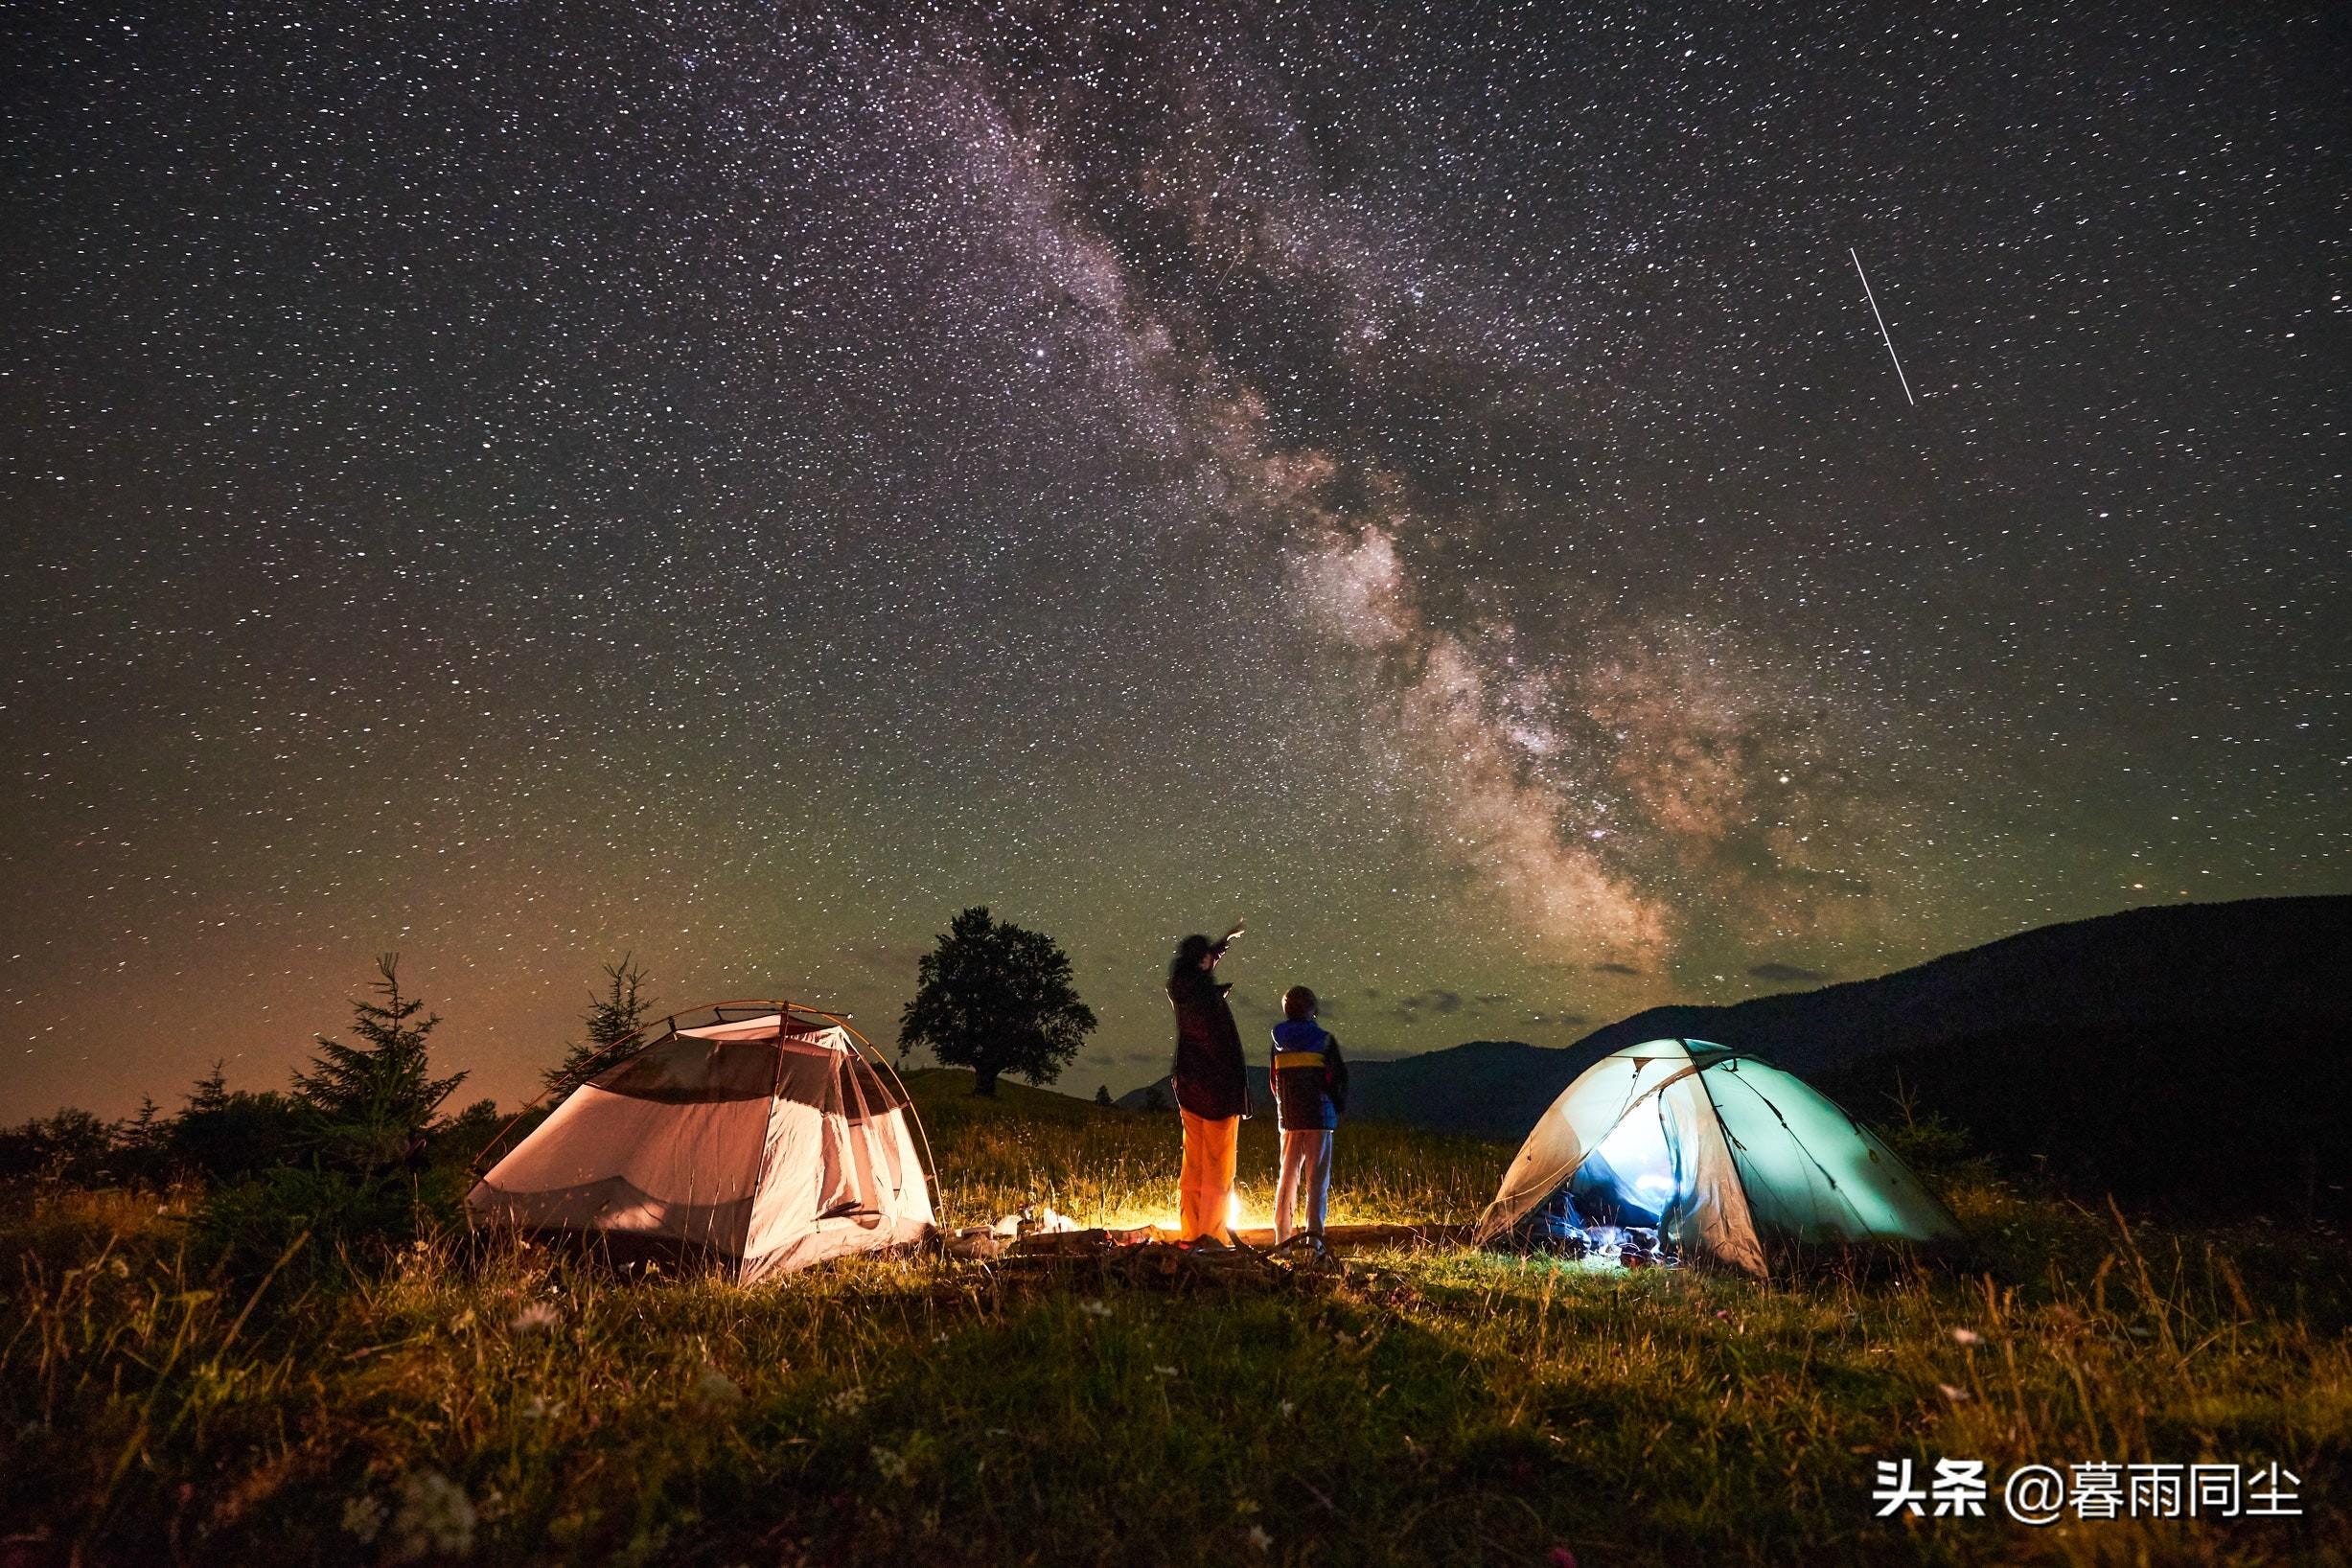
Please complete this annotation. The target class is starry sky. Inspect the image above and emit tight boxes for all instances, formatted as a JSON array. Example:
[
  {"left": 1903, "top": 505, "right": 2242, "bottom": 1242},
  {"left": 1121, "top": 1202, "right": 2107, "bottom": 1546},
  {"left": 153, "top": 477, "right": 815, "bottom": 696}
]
[{"left": 5, "top": 2, "right": 2345, "bottom": 1120}]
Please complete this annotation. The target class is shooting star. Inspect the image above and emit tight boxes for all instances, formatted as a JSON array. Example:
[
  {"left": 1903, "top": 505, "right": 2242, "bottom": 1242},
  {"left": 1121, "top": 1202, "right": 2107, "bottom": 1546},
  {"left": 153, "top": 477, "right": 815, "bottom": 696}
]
[{"left": 1849, "top": 247, "right": 1916, "bottom": 406}]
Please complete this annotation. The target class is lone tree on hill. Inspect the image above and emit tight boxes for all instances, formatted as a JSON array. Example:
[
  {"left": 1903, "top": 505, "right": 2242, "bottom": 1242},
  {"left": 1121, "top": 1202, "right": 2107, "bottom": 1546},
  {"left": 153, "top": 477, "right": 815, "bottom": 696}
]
[
  {"left": 899, "top": 906, "right": 1096, "bottom": 1097},
  {"left": 292, "top": 954, "right": 467, "bottom": 1171},
  {"left": 543, "top": 956, "right": 657, "bottom": 1099}
]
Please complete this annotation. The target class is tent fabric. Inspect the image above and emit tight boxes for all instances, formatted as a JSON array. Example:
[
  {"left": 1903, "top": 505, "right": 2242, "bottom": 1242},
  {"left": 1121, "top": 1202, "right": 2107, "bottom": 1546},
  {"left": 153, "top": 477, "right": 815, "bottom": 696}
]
[
  {"left": 468, "top": 1016, "right": 934, "bottom": 1280},
  {"left": 1476, "top": 1038, "right": 1960, "bottom": 1276}
]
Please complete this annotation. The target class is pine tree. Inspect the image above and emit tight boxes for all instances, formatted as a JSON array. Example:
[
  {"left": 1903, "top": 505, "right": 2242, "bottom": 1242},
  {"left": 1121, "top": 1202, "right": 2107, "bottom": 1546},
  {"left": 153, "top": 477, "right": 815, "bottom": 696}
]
[
  {"left": 115, "top": 1095, "right": 170, "bottom": 1184},
  {"left": 543, "top": 956, "right": 657, "bottom": 1098},
  {"left": 1094, "top": 1084, "right": 1113, "bottom": 1107},
  {"left": 292, "top": 954, "right": 467, "bottom": 1171},
  {"left": 186, "top": 1060, "right": 231, "bottom": 1116}
]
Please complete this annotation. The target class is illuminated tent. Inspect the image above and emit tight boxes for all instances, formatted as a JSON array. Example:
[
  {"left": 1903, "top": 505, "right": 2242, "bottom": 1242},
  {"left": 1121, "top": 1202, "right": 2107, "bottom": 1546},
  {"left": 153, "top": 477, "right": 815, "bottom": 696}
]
[
  {"left": 467, "top": 1003, "right": 935, "bottom": 1280},
  {"left": 1474, "top": 1038, "right": 1961, "bottom": 1276}
]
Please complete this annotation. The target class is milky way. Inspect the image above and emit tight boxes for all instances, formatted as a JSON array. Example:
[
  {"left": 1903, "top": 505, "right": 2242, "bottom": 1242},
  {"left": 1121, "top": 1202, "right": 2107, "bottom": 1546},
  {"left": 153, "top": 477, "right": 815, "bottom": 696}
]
[{"left": 5, "top": 3, "right": 2345, "bottom": 1117}]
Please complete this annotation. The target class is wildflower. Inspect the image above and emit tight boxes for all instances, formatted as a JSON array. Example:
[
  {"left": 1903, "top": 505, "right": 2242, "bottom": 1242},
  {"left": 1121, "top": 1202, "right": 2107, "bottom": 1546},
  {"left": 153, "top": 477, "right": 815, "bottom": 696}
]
[
  {"left": 1937, "top": 1383, "right": 1972, "bottom": 1403},
  {"left": 387, "top": 1469, "right": 475, "bottom": 1562},
  {"left": 828, "top": 1386, "right": 868, "bottom": 1416},
  {"left": 1278, "top": 1399, "right": 1295, "bottom": 1418},
  {"left": 872, "top": 1444, "right": 910, "bottom": 1482},
  {"left": 692, "top": 1364, "right": 744, "bottom": 1408},
  {"left": 519, "top": 1395, "right": 554, "bottom": 1420},
  {"left": 1549, "top": 1550, "right": 1580, "bottom": 1568},
  {"left": 509, "top": 1302, "right": 560, "bottom": 1333},
  {"left": 1079, "top": 1299, "right": 1112, "bottom": 1318},
  {"left": 1246, "top": 1524, "right": 1273, "bottom": 1552},
  {"left": 341, "top": 1493, "right": 388, "bottom": 1544},
  {"left": 1949, "top": 1326, "right": 1982, "bottom": 1346},
  {"left": 1152, "top": 1365, "right": 1179, "bottom": 1378}
]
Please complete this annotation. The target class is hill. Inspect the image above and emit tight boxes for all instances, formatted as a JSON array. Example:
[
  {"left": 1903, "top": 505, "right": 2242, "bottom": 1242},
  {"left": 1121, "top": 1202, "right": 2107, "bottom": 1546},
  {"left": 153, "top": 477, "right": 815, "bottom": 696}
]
[
  {"left": 1566, "top": 893, "right": 2352, "bottom": 1076},
  {"left": 1120, "top": 898, "right": 2352, "bottom": 1205}
]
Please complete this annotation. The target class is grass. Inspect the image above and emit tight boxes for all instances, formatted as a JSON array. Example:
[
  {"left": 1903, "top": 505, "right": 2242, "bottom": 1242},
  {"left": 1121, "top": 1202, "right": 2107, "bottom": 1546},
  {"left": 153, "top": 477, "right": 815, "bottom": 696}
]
[{"left": 2, "top": 1071, "right": 2346, "bottom": 1565}]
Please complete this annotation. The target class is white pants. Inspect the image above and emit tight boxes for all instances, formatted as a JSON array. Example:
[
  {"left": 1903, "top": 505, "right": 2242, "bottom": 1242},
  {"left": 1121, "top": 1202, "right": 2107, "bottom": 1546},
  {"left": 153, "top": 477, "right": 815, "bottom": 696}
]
[{"left": 1275, "top": 1129, "right": 1333, "bottom": 1242}]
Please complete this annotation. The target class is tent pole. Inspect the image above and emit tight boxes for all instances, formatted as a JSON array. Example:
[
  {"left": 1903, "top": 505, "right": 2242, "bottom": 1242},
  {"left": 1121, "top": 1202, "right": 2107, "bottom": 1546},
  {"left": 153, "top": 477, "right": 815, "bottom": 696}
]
[{"left": 807, "top": 1005, "right": 942, "bottom": 1219}]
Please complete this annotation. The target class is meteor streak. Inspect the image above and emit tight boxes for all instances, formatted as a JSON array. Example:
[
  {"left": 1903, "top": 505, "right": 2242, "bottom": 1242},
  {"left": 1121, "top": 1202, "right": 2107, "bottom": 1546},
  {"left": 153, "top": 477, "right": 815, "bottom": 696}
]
[{"left": 1849, "top": 247, "right": 1916, "bottom": 406}]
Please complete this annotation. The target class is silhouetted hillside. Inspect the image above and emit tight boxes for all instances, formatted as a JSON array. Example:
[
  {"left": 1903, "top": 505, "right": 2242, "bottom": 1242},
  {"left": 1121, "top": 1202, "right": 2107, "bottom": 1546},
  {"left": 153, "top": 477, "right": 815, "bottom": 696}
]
[
  {"left": 1566, "top": 895, "right": 2352, "bottom": 1076},
  {"left": 1814, "top": 1016, "right": 2352, "bottom": 1218},
  {"left": 1118, "top": 899, "right": 2352, "bottom": 1189}
]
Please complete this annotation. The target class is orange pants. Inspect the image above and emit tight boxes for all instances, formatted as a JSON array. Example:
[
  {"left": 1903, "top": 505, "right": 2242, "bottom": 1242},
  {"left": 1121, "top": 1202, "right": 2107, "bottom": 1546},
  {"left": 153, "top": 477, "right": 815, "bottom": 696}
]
[{"left": 1179, "top": 1110, "right": 1239, "bottom": 1242}]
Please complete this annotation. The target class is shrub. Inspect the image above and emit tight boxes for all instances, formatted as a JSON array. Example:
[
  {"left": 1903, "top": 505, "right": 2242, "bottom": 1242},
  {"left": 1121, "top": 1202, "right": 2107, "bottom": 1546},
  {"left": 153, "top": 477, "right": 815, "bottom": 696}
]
[{"left": 194, "top": 1164, "right": 468, "bottom": 1283}]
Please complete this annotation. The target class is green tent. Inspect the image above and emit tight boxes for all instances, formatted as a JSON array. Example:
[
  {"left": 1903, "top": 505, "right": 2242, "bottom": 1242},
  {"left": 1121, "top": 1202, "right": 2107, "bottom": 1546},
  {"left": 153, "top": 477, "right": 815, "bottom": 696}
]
[{"left": 1474, "top": 1038, "right": 1963, "bottom": 1276}]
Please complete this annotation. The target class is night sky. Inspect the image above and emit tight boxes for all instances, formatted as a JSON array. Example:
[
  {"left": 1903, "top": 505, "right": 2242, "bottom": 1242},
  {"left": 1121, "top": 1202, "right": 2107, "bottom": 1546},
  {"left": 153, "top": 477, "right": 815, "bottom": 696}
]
[{"left": 5, "top": 3, "right": 2345, "bottom": 1120}]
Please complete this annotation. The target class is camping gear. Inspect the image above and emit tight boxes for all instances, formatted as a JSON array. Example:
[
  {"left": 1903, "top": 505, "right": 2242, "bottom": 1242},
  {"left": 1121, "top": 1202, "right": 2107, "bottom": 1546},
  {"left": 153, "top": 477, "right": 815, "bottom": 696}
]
[
  {"left": 1475, "top": 1038, "right": 1962, "bottom": 1276},
  {"left": 467, "top": 1003, "right": 935, "bottom": 1280}
]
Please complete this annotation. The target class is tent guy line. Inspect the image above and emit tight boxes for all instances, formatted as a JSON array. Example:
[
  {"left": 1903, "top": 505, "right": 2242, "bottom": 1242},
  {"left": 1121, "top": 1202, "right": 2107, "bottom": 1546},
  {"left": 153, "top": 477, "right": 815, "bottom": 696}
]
[{"left": 1849, "top": 246, "right": 1917, "bottom": 406}]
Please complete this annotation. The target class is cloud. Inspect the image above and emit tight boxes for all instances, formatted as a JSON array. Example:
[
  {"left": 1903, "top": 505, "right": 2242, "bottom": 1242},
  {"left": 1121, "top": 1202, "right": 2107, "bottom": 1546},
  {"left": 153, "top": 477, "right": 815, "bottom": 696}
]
[
  {"left": 1373, "top": 987, "right": 1492, "bottom": 1022},
  {"left": 838, "top": 942, "right": 925, "bottom": 980},
  {"left": 1591, "top": 962, "right": 1642, "bottom": 977},
  {"left": 1234, "top": 996, "right": 1285, "bottom": 1030},
  {"left": 1747, "top": 962, "right": 1830, "bottom": 985}
]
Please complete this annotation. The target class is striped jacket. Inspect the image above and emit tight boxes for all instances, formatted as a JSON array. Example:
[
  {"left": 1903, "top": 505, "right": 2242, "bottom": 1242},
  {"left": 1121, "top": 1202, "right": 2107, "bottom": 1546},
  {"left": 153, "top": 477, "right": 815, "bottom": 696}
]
[{"left": 1269, "top": 1019, "right": 1347, "bottom": 1131}]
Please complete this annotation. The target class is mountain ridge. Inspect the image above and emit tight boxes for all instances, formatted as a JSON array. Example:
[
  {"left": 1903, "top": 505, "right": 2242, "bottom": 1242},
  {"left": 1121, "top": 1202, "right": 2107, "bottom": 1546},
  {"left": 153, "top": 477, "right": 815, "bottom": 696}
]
[{"left": 1113, "top": 895, "right": 2352, "bottom": 1139}]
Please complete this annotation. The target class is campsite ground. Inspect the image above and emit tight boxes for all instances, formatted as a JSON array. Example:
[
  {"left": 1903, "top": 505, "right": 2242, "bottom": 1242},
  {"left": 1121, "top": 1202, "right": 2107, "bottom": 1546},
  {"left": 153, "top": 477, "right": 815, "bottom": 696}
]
[{"left": 5, "top": 1072, "right": 2347, "bottom": 1566}]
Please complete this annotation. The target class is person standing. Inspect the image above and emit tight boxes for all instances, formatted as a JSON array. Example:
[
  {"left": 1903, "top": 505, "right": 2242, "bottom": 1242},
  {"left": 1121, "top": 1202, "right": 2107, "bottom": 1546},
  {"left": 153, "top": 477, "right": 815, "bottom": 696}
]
[
  {"left": 1270, "top": 985, "right": 1346, "bottom": 1248},
  {"left": 1167, "top": 924, "right": 1249, "bottom": 1245}
]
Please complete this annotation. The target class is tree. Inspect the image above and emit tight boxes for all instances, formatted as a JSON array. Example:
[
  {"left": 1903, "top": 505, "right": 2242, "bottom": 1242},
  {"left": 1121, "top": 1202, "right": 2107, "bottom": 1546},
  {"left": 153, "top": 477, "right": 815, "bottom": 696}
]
[
  {"left": 0, "top": 1109, "right": 114, "bottom": 1184},
  {"left": 543, "top": 956, "right": 657, "bottom": 1099},
  {"left": 114, "top": 1095, "right": 172, "bottom": 1185},
  {"left": 898, "top": 907, "right": 1096, "bottom": 1097},
  {"left": 1094, "top": 1084, "right": 1113, "bottom": 1107},
  {"left": 428, "top": 1096, "right": 506, "bottom": 1169},
  {"left": 172, "top": 1061, "right": 303, "bottom": 1183},
  {"left": 187, "top": 1061, "right": 231, "bottom": 1117},
  {"left": 291, "top": 954, "right": 467, "bottom": 1171}
]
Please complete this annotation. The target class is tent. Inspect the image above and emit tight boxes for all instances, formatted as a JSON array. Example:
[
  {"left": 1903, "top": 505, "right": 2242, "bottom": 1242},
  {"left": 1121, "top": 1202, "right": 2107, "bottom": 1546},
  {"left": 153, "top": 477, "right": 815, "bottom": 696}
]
[
  {"left": 1474, "top": 1038, "right": 1962, "bottom": 1276},
  {"left": 467, "top": 1003, "right": 936, "bottom": 1280}
]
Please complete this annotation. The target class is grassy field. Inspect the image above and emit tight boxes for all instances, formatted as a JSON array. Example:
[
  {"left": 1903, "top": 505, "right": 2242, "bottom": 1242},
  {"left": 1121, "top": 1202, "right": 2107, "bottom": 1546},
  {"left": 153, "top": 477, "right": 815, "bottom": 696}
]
[{"left": 4, "top": 1071, "right": 2347, "bottom": 1566}]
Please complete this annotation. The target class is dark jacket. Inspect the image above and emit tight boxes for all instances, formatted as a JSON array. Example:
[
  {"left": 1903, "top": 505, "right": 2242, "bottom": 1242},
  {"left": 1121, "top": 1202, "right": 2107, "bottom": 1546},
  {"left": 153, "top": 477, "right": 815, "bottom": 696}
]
[
  {"left": 1168, "top": 968, "right": 1249, "bottom": 1119},
  {"left": 1270, "top": 1018, "right": 1347, "bottom": 1131}
]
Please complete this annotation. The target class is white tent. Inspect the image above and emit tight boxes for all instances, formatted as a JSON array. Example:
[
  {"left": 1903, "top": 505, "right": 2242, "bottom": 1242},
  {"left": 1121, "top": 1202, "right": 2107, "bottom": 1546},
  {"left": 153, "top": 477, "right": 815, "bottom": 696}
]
[
  {"left": 1475, "top": 1038, "right": 1962, "bottom": 1276},
  {"left": 468, "top": 1005, "right": 935, "bottom": 1280}
]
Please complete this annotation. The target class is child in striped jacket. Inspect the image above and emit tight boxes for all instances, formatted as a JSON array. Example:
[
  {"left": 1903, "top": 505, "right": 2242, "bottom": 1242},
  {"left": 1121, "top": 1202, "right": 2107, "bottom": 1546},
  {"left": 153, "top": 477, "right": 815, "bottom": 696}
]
[{"left": 1269, "top": 985, "right": 1348, "bottom": 1246}]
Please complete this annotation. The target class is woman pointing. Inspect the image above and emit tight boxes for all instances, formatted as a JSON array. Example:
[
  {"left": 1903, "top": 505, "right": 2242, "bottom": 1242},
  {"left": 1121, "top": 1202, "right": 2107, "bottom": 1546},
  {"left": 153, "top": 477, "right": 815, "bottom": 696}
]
[{"left": 1166, "top": 923, "right": 1250, "bottom": 1245}]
